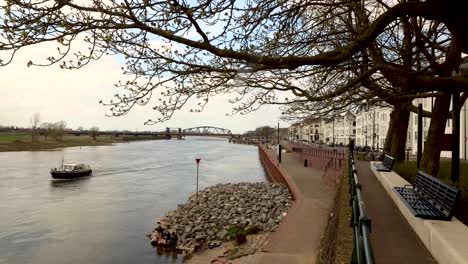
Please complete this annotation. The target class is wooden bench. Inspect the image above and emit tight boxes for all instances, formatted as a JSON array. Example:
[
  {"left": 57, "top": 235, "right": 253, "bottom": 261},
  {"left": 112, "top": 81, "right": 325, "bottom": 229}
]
[
  {"left": 394, "top": 171, "right": 461, "bottom": 221},
  {"left": 373, "top": 153, "right": 395, "bottom": 172}
]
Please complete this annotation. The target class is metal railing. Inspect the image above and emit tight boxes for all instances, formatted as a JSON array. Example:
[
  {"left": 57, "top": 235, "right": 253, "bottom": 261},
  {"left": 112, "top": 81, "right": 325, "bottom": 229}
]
[{"left": 349, "top": 148, "right": 375, "bottom": 264}]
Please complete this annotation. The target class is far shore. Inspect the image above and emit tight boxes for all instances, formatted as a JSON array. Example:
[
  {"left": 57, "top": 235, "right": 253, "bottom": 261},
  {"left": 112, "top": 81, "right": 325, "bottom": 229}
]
[{"left": 0, "top": 132, "right": 168, "bottom": 152}]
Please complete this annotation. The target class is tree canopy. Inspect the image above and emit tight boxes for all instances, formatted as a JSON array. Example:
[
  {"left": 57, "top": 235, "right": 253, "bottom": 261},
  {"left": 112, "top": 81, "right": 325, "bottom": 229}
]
[{"left": 1, "top": 0, "right": 468, "bottom": 123}]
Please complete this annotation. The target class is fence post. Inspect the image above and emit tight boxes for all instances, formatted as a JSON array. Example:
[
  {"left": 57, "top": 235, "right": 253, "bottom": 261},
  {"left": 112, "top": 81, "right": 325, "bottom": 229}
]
[{"left": 348, "top": 139, "right": 374, "bottom": 264}]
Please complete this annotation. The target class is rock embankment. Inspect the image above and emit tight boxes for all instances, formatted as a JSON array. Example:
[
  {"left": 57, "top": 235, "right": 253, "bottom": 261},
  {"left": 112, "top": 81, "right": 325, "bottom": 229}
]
[{"left": 149, "top": 182, "right": 292, "bottom": 253}]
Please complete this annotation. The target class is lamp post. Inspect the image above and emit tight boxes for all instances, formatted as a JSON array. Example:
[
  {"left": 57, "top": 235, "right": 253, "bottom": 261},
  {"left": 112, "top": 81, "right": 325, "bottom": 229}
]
[
  {"left": 332, "top": 118, "right": 335, "bottom": 146},
  {"left": 277, "top": 121, "right": 280, "bottom": 145},
  {"left": 365, "top": 116, "right": 368, "bottom": 148},
  {"left": 372, "top": 108, "right": 376, "bottom": 150},
  {"left": 278, "top": 121, "right": 282, "bottom": 163},
  {"left": 463, "top": 104, "right": 468, "bottom": 160},
  {"left": 195, "top": 158, "right": 201, "bottom": 197}
]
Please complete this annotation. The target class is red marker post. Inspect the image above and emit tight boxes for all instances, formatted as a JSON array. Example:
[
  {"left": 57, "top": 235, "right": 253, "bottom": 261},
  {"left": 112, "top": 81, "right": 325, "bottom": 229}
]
[{"left": 195, "top": 158, "right": 201, "bottom": 197}]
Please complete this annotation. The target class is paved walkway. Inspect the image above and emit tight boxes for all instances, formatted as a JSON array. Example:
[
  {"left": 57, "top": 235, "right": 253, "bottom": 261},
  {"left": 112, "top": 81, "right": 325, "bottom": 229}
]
[
  {"left": 252, "top": 150, "right": 337, "bottom": 264},
  {"left": 189, "top": 151, "right": 437, "bottom": 264},
  {"left": 355, "top": 161, "right": 436, "bottom": 264},
  {"left": 187, "top": 149, "right": 337, "bottom": 264}
]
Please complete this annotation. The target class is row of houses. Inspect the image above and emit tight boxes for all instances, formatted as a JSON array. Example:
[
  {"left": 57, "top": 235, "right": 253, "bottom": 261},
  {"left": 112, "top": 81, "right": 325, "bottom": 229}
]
[
  {"left": 288, "top": 99, "right": 468, "bottom": 159},
  {"left": 288, "top": 108, "right": 391, "bottom": 149}
]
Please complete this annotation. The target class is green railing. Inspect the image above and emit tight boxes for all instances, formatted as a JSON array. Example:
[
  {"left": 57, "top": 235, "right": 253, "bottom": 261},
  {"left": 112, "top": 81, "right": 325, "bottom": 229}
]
[{"left": 349, "top": 149, "right": 375, "bottom": 264}]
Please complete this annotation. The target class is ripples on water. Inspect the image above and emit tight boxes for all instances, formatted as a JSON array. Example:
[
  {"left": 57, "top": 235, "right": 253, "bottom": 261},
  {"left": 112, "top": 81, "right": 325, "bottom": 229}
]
[{"left": 0, "top": 137, "right": 267, "bottom": 264}]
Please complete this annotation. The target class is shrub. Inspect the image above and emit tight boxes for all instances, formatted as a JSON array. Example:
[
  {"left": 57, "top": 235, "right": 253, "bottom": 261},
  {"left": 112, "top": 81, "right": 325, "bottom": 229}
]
[{"left": 225, "top": 225, "right": 247, "bottom": 243}]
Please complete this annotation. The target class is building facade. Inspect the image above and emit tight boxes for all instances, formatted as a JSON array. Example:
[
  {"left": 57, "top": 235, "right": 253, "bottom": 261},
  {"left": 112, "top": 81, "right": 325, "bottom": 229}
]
[
  {"left": 288, "top": 99, "right": 467, "bottom": 161},
  {"left": 288, "top": 113, "right": 356, "bottom": 145},
  {"left": 355, "top": 107, "right": 392, "bottom": 149},
  {"left": 407, "top": 97, "right": 468, "bottom": 160}
]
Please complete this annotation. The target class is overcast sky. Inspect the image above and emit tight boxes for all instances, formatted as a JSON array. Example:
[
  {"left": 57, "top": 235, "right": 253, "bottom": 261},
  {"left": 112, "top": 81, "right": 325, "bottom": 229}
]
[{"left": 0, "top": 41, "right": 287, "bottom": 134}]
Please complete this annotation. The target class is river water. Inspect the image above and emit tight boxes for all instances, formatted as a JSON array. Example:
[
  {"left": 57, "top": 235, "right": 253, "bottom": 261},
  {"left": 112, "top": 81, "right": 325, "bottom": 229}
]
[{"left": 0, "top": 137, "right": 267, "bottom": 264}]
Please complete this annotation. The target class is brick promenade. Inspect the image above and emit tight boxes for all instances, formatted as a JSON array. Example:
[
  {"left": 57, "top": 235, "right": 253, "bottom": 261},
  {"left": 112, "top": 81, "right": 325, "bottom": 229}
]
[
  {"left": 255, "top": 150, "right": 337, "bottom": 264},
  {"left": 252, "top": 154, "right": 437, "bottom": 264},
  {"left": 187, "top": 149, "right": 336, "bottom": 264},
  {"left": 189, "top": 149, "right": 436, "bottom": 264}
]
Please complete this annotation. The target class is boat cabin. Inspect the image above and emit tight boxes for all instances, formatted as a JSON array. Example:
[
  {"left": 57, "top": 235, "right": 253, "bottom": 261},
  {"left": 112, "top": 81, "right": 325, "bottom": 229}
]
[{"left": 62, "top": 163, "right": 90, "bottom": 171}]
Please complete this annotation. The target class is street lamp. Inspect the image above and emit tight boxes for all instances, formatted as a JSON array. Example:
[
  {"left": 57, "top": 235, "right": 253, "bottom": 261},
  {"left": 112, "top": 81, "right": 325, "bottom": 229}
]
[
  {"left": 332, "top": 118, "right": 335, "bottom": 145},
  {"left": 277, "top": 121, "right": 281, "bottom": 144},
  {"left": 277, "top": 121, "right": 282, "bottom": 163},
  {"left": 372, "top": 108, "right": 376, "bottom": 150},
  {"left": 365, "top": 117, "right": 368, "bottom": 148},
  {"left": 465, "top": 105, "right": 467, "bottom": 160}
]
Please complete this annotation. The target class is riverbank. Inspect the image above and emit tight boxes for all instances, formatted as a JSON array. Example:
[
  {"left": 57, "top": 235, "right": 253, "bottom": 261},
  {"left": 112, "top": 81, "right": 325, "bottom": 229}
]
[
  {"left": 148, "top": 182, "right": 292, "bottom": 259},
  {"left": 0, "top": 132, "right": 169, "bottom": 152}
]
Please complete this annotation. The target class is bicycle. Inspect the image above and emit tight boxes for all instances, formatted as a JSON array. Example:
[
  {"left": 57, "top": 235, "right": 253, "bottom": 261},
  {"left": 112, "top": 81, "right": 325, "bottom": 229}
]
[{"left": 363, "top": 148, "right": 383, "bottom": 161}]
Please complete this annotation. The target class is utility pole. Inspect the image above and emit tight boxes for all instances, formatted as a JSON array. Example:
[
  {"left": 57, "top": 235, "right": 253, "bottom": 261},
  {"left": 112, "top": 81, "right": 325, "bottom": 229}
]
[
  {"left": 277, "top": 122, "right": 280, "bottom": 144},
  {"left": 278, "top": 121, "right": 282, "bottom": 163},
  {"left": 332, "top": 118, "right": 335, "bottom": 145},
  {"left": 372, "top": 108, "right": 376, "bottom": 150},
  {"left": 417, "top": 104, "right": 423, "bottom": 168},
  {"left": 365, "top": 113, "right": 368, "bottom": 147},
  {"left": 452, "top": 92, "right": 460, "bottom": 184},
  {"left": 463, "top": 104, "right": 468, "bottom": 161}
]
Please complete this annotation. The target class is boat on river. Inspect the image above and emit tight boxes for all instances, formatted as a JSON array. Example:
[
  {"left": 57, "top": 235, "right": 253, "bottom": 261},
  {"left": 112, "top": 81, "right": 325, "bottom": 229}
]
[{"left": 50, "top": 163, "right": 92, "bottom": 179}]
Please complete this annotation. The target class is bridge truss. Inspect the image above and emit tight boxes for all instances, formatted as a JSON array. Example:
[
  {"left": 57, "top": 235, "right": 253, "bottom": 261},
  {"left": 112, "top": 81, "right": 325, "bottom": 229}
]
[{"left": 183, "top": 126, "right": 232, "bottom": 135}]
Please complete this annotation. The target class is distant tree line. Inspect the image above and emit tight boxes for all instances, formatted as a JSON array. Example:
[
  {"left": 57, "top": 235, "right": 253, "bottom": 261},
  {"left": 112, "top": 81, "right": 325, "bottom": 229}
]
[
  {"left": 28, "top": 113, "right": 100, "bottom": 141},
  {"left": 0, "top": 125, "right": 26, "bottom": 132},
  {"left": 244, "top": 126, "right": 277, "bottom": 143},
  {"left": 38, "top": 120, "right": 67, "bottom": 141},
  {"left": 1, "top": 114, "right": 101, "bottom": 142}
]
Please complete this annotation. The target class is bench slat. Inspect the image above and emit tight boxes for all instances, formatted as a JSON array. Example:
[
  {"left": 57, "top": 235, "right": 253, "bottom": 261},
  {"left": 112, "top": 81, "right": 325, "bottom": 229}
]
[
  {"left": 394, "top": 171, "right": 460, "bottom": 221},
  {"left": 374, "top": 154, "right": 395, "bottom": 172}
]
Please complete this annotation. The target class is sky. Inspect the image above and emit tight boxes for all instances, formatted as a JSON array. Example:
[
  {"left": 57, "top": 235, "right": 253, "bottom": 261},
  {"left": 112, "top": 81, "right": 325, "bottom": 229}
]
[{"left": 0, "top": 40, "right": 287, "bottom": 134}]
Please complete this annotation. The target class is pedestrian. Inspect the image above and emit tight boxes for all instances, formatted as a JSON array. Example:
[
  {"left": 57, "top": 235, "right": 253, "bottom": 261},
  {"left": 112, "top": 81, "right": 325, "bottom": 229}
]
[
  {"left": 155, "top": 222, "right": 164, "bottom": 234},
  {"left": 170, "top": 232, "right": 178, "bottom": 247},
  {"left": 164, "top": 228, "right": 172, "bottom": 242}
]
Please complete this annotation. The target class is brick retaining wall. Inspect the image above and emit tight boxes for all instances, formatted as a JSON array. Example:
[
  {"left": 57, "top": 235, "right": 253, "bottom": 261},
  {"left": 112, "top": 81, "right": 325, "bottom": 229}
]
[{"left": 257, "top": 145, "right": 301, "bottom": 201}]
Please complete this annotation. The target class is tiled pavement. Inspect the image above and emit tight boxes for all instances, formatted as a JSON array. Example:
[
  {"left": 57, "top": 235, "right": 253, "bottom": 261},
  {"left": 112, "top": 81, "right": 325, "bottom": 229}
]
[{"left": 188, "top": 150, "right": 436, "bottom": 264}]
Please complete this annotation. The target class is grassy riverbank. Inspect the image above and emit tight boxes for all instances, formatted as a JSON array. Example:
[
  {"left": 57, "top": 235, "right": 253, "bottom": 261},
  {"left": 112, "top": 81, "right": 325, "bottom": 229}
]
[{"left": 0, "top": 132, "right": 125, "bottom": 152}]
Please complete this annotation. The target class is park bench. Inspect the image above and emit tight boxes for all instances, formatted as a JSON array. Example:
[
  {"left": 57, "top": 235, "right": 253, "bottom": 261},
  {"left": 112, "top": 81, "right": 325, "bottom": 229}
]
[
  {"left": 373, "top": 153, "right": 395, "bottom": 172},
  {"left": 394, "top": 170, "right": 461, "bottom": 221}
]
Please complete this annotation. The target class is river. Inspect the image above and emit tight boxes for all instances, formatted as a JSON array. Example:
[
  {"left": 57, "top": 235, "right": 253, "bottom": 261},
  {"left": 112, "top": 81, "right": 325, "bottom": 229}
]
[{"left": 0, "top": 137, "right": 267, "bottom": 264}]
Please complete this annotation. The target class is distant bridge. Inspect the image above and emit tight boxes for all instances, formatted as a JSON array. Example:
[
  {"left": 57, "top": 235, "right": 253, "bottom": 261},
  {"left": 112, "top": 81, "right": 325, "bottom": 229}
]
[
  {"left": 182, "top": 126, "right": 232, "bottom": 136},
  {"left": 67, "top": 126, "right": 239, "bottom": 138}
]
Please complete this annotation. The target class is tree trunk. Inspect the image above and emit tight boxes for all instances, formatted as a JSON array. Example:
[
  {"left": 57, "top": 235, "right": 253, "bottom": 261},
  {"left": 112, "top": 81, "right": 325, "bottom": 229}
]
[
  {"left": 391, "top": 106, "right": 411, "bottom": 162},
  {"left": 384, "top": 110, "right": 397, "bottom": 154},
  {"left": 420, "top": 94, "right": 452, "bottom": 176},
  {"left": 384, "top": 104, "right": 411, "bottom": 162}
]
